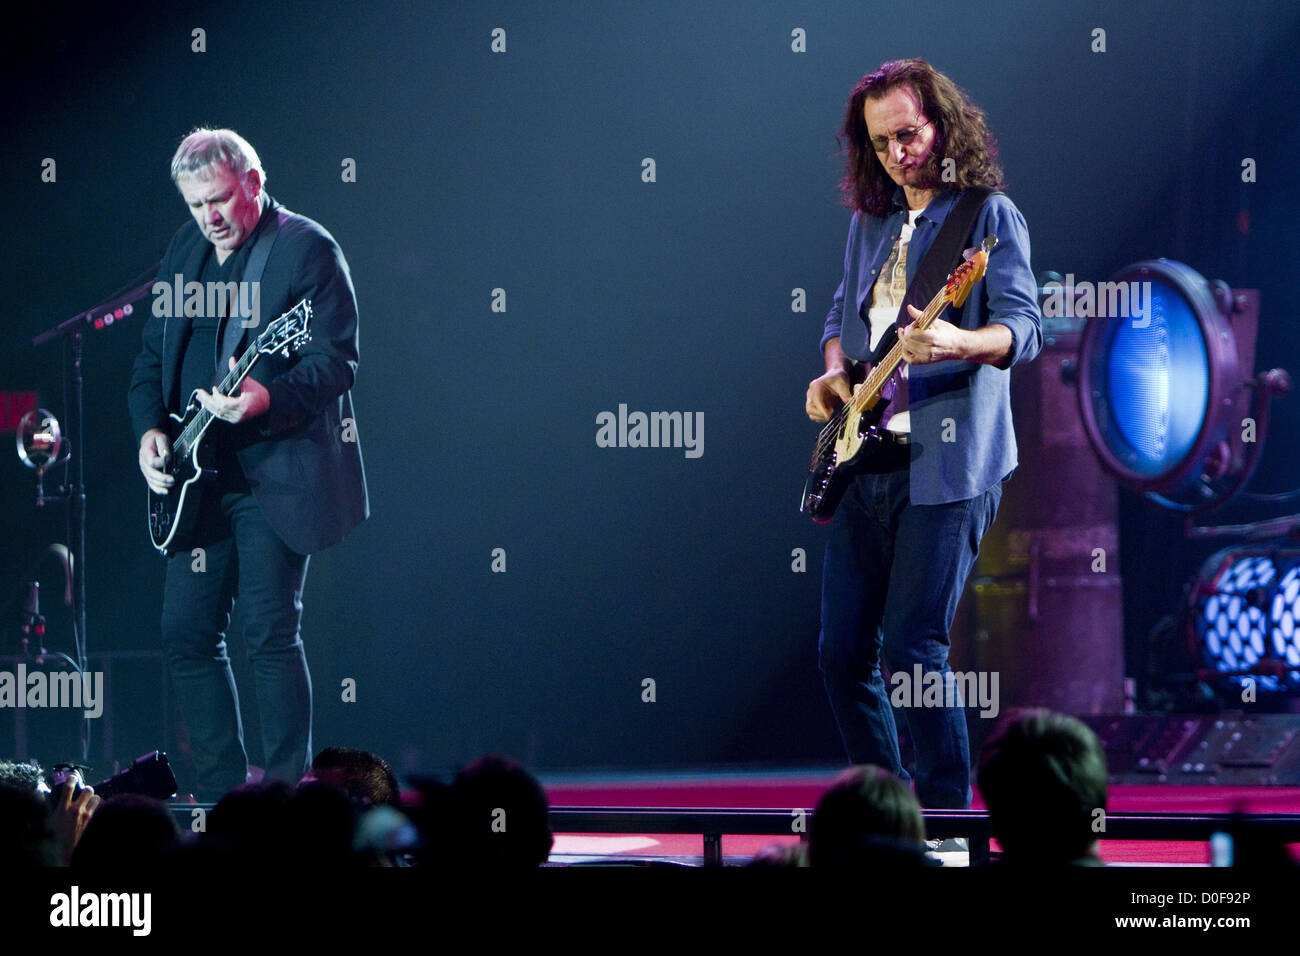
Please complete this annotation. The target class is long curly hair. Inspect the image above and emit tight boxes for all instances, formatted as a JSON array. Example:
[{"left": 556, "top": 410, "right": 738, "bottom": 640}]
[{"left": 839, "top": 59, "right": 1005, "bottom": 218}]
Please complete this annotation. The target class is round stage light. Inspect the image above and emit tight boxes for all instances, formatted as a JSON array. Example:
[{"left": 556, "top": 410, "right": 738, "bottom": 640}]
[
  {"left": 1077, "top": 259, "right": 1242, "bottom": 511},
  {"left": 1189, "top": 546, "right": 1300, "bottom": 693},
  {"left": 1270, "top": 566, "right": 1300, "bottom": 681},
  {"left": 16, "top": 408, "right": 63, "bottom": 473}
]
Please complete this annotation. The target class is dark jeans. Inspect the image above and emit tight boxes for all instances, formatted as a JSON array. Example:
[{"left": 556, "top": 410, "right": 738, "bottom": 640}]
[
  {"left": 161, "top": 489, "right": 312, "bottom": 800},
  {"left": 818, "top": 462, "right": 1002, "bottom": 809}
]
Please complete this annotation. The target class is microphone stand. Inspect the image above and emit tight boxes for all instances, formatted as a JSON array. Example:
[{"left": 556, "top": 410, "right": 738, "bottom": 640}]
[{"left": 30, "top": 269, "right": 158, "bottom": 763}]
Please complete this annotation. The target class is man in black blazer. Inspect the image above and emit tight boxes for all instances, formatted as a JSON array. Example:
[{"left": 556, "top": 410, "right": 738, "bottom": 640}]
[{"left": 129, "top": 128, "right": 368, "bottom": 800}]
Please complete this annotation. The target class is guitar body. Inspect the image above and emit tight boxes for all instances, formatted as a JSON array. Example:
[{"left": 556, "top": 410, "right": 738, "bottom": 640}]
[
  {"left": 147, "top": 400, "right": 217, "bottom": 556},
  {"left": 144, "top": 298, "right": 313, "bottom": 556},
  {"left": 800, "top": 363, "right": 900, "bottom": 524}
]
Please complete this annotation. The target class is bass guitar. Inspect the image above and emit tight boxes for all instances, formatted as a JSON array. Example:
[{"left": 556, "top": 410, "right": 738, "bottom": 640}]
[{"left": 800, "top": 236, "right": 995, "bottom": 523}]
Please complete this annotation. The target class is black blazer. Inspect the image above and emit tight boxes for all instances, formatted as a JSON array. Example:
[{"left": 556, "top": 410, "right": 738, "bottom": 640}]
[{"left": 128, "top": 197, "right": 369, "bottom": 555}]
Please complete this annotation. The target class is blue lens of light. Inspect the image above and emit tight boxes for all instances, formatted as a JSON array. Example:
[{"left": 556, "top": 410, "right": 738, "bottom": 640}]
[{"left": 1103, "top": 278, "right": 1209, "bottom": 478}]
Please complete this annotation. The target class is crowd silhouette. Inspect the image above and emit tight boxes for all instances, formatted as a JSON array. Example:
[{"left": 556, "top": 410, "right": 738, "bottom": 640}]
[{"left": 1, "top": 711, "right": 1293, "bottom": 868}]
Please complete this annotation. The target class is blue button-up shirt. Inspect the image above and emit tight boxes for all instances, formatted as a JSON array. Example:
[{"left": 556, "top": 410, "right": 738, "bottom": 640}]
[{"left": 821, "top": 188, "right": 1042, "bottom": 504}]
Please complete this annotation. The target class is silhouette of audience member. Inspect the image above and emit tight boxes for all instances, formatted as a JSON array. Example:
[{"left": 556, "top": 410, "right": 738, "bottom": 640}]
[
  {"left": 0, "top": 760, "right": 100, "bottom": 863},
  {"left": 400, "top": 777, "right": 452, "bottom": 868},
  {"left": 285, "top": 782, "right": 363, "bottom": 866},
  {"left": 70, "top": 795, "right": 180, "bottom": 868},
  {"left": 0, "top": 760, "right": 45, "bottom": 792},
  {"left": 976, "top": 708, "right": 1107, "bottom": 866},
  {"left": 449, "top": 755, "right": 553, "bottom": 868},
  {"left": 202, "top": 780, "right": 296, "bottom": 861},
  {"left": 168, "top": 779, "right": 366, "bottom": 868},
  {"left": 808, "top": 764, "right": 929, "bottom": 868},
  {"left": 0, "top": 784, "right": 59, "bottom": 866},
  {"left": 299, "top": 746, "right": 400, "bottom": 807}
]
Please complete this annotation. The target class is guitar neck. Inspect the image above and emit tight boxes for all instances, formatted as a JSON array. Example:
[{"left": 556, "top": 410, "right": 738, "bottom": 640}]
[
  {"left": 175, "top": 343, "right": 262, "bottom": 458},
  {"left": 856, "top": 286, "right": 956, "bottom": 408}
]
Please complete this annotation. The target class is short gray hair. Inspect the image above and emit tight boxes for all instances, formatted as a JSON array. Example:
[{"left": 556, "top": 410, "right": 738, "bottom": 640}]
[{"left": 170, "top": 127, "right": 266, "bottom": 187}]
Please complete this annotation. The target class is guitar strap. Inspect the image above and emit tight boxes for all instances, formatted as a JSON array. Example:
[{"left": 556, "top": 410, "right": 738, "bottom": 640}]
[
  {"left": 216, "top": 205, "right": 283, "bottom": 374},
  {"left": 867, "top": 185, "right": 995, "bottom": 432},
  {"left": 867, "top": 185, "right": 996, "bottom": 367}
]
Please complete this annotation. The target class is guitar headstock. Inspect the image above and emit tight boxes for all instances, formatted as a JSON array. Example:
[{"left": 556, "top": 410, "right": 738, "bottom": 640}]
[
  {"left": 256, "top": 299, "right": 313, "bottom": 358},
  {"left": 946, "top": 235, "right": 998, "bottom": 308}
]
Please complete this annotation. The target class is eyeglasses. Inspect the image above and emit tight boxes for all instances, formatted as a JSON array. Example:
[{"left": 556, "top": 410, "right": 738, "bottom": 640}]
[{"left": 868, "top": 120, "right": 931, "bottom": 153}]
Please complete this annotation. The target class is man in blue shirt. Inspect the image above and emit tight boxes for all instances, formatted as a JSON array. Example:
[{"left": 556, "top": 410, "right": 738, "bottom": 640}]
[{"left": 805, "top": 60, "right": 1042, "bottom": 810}]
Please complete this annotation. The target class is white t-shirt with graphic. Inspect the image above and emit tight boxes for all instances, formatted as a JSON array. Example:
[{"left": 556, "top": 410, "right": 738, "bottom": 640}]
[{"left": 863, "top": 208, "right": 921, "bottom": 435}]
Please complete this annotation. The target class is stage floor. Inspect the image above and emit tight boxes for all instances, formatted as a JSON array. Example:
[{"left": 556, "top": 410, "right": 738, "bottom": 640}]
[{"left": 539, "top": 769, "right": 1300, "bottom": 865}]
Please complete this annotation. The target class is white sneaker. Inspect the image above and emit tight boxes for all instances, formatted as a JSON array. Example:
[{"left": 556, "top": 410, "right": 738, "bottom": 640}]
[{"left": 924, "top": 837, "right": 969, "bottom": 866}]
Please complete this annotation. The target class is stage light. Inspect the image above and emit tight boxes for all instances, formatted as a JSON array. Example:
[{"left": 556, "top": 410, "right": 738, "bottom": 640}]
[
  {"left": 1076, "top": 259, "right": 1283, "bottom": 513},
  {"left": 1270, "top": 565, "right": 1300, "bottom": 680},
  {"left": 16, "top": 408, "right": 62, "bottom": 472},
  {"left": 1189, "top": 545, "right": 1300, "bottom": 693}
]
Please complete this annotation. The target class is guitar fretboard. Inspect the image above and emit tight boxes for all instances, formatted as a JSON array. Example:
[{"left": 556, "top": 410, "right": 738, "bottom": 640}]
[
  {"left": 809, "top": 284, "right": 956, "bottom": 467},
  {"left": 853, "top": 287, "right": 953, "bottom": 414},
  {"left": 173, "top": 346, "right": 259, "bottom": 462},
  {"left": 808, "top": 238, "right": 992, "bottom": 470},
  {"left": 168, "top": 298, "right": 310, "bottom": 464}
]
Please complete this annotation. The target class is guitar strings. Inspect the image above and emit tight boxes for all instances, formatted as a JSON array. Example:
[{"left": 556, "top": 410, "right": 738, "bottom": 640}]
[
  {"left": 171, "top": 303, "right": 306, "bottom": 461},
  {"left": 809, "top": 260, "right": 976, "bottom": 464},
  {"left": 175, "top": 352, "right": 252, "bottom": 458}
]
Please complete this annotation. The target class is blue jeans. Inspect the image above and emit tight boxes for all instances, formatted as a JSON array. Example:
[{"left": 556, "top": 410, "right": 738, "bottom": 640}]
[
  {"left": 161, "top": 490, "right": 312, "bottom": 800},
  {"left": 818, "top": 463, "right": 1002, "bottom": 809}
]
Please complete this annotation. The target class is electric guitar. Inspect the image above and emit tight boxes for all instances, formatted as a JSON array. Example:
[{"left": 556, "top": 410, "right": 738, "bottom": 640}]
[
  {"left": 147, "top": 299, "right": 312, "bottom": 555},
  {"left": 800, "top": 236, "right": 996, "bottom": 523}
]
